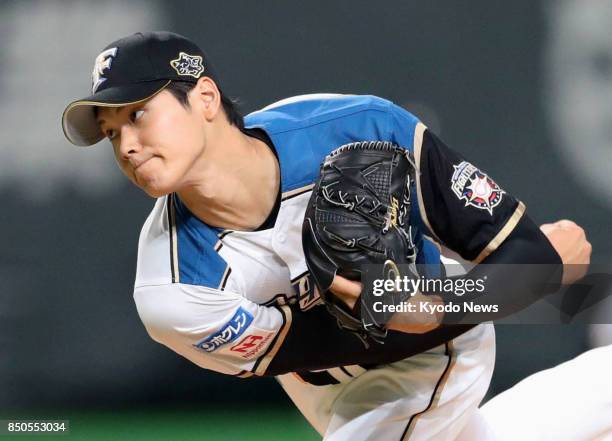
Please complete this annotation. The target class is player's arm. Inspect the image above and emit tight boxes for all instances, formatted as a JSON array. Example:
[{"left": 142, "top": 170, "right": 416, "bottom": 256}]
[
  {"left": 133, "top": 283, "right": 473, "bottom": 376},
  {"left": 385, "top": 101, "right": 590, "bottom": 280},
  {"left": 134, "top": 283, "right": 287, "bottom": 377},
  {"left": 392, "top": 122, "right": 590, "bottom": 326},
  {"left": 326, "top": 105, "right": 591, "bottom": 331},
  {"left": 414, "top": 127, "right": 590, "bottom": 272}
]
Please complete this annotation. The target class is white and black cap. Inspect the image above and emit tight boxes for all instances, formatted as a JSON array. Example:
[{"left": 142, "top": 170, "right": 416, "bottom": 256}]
[{"left": 62, "top": 31, "right": 217, "bottom": 146}]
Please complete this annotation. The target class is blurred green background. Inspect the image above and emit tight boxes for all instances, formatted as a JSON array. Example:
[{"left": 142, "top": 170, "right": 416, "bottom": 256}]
[{"left": 1, "top": 408, "right": 319, "bottom": 441}]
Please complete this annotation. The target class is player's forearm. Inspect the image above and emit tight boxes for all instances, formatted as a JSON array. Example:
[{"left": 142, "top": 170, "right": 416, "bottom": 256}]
[
  {"left": 263, "top": 303, "right": 473, "bottom": 376},
  {"left": 379, "top": 214, "right": 562, "bottom": 331},
  {"left": 436, "top": 213, "right": 563, "bottom": 324},
  {"left": 324, "top": 213, "right": 577, "bottom": 332}
]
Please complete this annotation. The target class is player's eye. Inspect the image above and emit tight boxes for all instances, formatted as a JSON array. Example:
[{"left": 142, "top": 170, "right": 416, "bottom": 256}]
[
  {"left": 131, "top": 110, "right": 145, "bottom": 122},
  {"left": 106, "top": 129, "right": 117, "bottom": 140}
]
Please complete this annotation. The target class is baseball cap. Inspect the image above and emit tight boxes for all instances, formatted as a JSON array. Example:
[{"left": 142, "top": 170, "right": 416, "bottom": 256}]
[{"left": 62, "top": 31, "right": 218, "bottom": 146}]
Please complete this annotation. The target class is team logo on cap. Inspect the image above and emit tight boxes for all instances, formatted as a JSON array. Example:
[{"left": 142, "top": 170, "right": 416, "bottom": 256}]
[
  {"left": 170, "top": 52, "right": 205, "bottom": 78},
  {"left": 92, "top": 47, "right": 118, "bottom": 93},
  {"left": 451, "top": 161, "right": 505, "bottom": 215}
]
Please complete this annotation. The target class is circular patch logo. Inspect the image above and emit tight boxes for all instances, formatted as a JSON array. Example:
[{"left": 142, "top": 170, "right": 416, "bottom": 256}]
[{"left": 451, "top": 161, "right": 505, "bottom": 215}]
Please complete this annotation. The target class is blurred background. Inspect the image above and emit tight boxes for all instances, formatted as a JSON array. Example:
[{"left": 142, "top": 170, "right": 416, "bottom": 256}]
[{"left": 1, "top": 0, "right": 611, "bottom": 439}]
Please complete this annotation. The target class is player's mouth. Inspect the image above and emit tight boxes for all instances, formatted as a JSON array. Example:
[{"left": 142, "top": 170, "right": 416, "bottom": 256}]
[{"left": 131, "top": 157, "right": 152, "bottom": 171}]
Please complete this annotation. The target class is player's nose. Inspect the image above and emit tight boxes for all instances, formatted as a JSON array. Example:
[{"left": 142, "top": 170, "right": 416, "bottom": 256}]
[{"left": 118, "top": 125, "right": 143, "bottom": 160}]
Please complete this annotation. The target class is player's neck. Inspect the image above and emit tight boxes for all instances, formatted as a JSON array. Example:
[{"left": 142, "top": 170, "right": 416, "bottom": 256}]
[{"left": 177, "top": 124, "right": 280, "bottom": 231}]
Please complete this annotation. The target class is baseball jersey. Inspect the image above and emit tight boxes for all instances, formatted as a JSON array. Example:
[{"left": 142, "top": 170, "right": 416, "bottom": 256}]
[{"left": 133, "top": 94, "right": 524, "bottom": 382}]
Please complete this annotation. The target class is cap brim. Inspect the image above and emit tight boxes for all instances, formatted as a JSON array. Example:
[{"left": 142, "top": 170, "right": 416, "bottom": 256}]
[{"left": 62, "top": 79, "right": 171, "bottom": 146}]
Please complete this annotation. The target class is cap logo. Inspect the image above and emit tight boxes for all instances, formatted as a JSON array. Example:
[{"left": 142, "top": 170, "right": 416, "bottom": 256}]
[
  {"left": 170, "top": 52, "right": 205, "bottom": 78},
  {"left": 92, "top": 47, "right": 118, "bottom": 93}
]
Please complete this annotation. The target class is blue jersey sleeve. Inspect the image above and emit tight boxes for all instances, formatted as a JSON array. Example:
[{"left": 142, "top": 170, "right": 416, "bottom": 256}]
[{"left": 387, "top": 102, "right": 420, "bottom": 149}]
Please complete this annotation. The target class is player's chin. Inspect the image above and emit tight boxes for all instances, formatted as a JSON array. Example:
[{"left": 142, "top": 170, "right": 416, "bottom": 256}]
[
  {"left": 133, "top": 172, "right": 174, "bottom": 198},
  {"left": 142, "top": 185, "right": 170, "bottom": 198}
]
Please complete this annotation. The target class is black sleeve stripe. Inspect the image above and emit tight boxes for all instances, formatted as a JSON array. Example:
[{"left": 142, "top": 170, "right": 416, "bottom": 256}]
[
  {"left": 252, "top": 305, "right": 292, "bottom": 376},
  {"left": 473, "top": 201, "right": 526, "bottom": 263},
  {"left": 294, "top": 370, "right": 340, "bottom": 385},
  {"left": 167, "top": 194, "right": 180, "bottom": 284},
  {"left": 215, "top": 231, "right": 234, "bottom": 288},
  {"left": 218, "top": 230, "right": 234, "bottom": 240},
  {"left": 359, "top": 363, "right": 377, "bottom": 370},
  {"left": 218, "top": 267, "right": 232, "bottom": 291},
  {"left": 413, "top": 122, "right": 441, "bottom": 242},
  {"left": 290, "top": 270, "right": 309, "bottom": 284},
  {"left": 401, "top": 342, "right": 457, "bottom": 440},
  {"left": 324, "top": 367, "right": 353, "bottom": 383},
  {"left": 339, "top": 366, "right": 353, "bottom": 377},
  {"left": 215, "top": 231, "right": 234, "bottom": 257},
  {"left": 292, "top": 365, "right": 363, "bottom": 386},
  {"left": 262, "top": 293, "right": 292, "bottom": 307}
]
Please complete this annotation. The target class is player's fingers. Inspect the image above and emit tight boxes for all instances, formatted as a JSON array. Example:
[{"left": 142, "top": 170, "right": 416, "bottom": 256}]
[
  {"left": 541, "top": 220, "right": 587, "bottom": 242},
  {"left": 541, "top": 219, "right": 578, "bottom": 230},
  {"left": 329, "top": 275, "right": 362, "bottom": 309},
  {"left": 555, "top": 219, "right": 579, "bottom": 229},
  {"left": 539, "top": 223, "right": 555, "bottom": 233}
]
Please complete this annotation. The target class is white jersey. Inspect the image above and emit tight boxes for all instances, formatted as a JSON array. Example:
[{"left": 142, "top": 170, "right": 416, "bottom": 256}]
[
  {"left": 134, "top": 188, "right": 313, "bottom": 376},
  {"left": 133, "top": 94, "right": 524, "bottom": 383},
  {"left": 131, "top": 94, "right": 537, "bottom": 440}
]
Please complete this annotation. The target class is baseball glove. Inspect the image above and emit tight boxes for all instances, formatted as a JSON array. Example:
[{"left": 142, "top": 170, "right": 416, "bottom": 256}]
[{"left": 302, "top": 141, "right": 419, "bottom": 344}]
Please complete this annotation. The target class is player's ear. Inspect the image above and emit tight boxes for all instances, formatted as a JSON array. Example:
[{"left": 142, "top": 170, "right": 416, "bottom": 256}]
[{"left": 191, "top": 76, "right": 221, "bottom": 121}]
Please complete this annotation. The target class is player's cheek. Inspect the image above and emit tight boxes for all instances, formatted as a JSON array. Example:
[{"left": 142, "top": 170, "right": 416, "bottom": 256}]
[
  {"left": 126, "top": 168, "right": 140, "bottom": 188},
  {"left": 139, "top": 158, "right": 173, "bottom": 194}
]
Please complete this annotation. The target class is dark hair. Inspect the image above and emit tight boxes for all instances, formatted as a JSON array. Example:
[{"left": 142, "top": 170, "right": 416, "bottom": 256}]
[{"left": 166, "top": 81, "right": 244, "bottom": 130}]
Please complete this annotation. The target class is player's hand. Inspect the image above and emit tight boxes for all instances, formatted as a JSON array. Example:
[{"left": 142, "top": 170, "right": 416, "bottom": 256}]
[
  {"left": 329, "top": 275, "right": 362, "bottom": 310},
  {"left": 329, "top": 275, "right": 442, "bottom": 334},
  {"left": 385, "top": 292, "right": 444, "bottom": 334},
  {"left": 540, "top": 219, "right": 592, "bottom": 284}
]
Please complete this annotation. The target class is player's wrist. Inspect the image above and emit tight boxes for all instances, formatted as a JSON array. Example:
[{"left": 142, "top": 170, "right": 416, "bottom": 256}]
[{"left": 385, "top": 293, "right": 443, "bottom": 334}]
